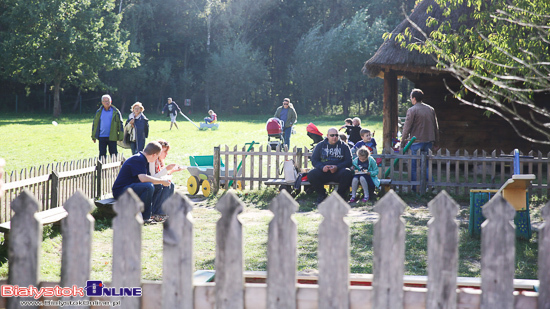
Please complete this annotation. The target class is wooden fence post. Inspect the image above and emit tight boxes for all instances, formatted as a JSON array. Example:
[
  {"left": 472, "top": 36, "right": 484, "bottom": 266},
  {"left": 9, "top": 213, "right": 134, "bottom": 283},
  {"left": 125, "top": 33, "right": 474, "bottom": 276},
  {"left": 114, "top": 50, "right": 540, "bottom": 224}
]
[
  {"left": 420, "top": 152, "right": 427, "bottom": 194},
  {"left": 112, "top": 190, "right": 144, "bottom": 309},
  {"left": 318, "top": 192, "right": 351, "bottom": 309},
  {"left": 51, "top": 170, "right": 60, "bottom": 209},
  {"left": 162, "top": 193, "right": 194, "bottom": 309},
  {"left": 95, "top": 160, "right": 102, "bottom": 199},
  {"left": 61, "top": 190, "right": 94, "bottom": 304},
  {"left": 295, "top": 148, "right": 303, "bottom": 171},
  {"left": 267, "top": 190, "right": 298, "bottom": 309},
  {"left": 481, "top": 193, "right": 516, "bottom": 309},
  {"left": 215, "top": 191, "right": 245, "bottom": 309},
  {"left": 427, "top": 191, "right": 459, "bottom": 309},
  {"left": 214, "top": 146, "right": 220, "bottom": 195},
  {"left": 7, "top": 190, "right": 42, "bottom": 309},
  {"left": 538, "top": 201, "right": 550, "bottom": 309},
  {"left": 373, "top": 190, "right": 405, "bottom": 309}
]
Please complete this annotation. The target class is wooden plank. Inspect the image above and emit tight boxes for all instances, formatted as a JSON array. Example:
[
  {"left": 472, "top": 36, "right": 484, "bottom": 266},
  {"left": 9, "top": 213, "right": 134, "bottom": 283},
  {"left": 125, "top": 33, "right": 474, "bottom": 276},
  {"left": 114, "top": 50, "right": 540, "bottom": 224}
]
[
  {"left": 539, "top": 201, "right": 550, "bottom": 309},
  {"left": 163, "top": 193, "right": 194, "bottom": 309},
  {"left": 112, "top": 190, "right": 143, "bottom": 309},
  {"left": 373, "top": 190, "right": 405, "bottom": 309},
  {"left": 2, "top": 174, "right": 51, "bottom": 191},
  {"left": 318, "top": 192, "right": 351, "bottom": 309},
  {"left": 7, "top": 190, "right": 42, "bottom": 309},
  {"left": 215, "top": 191, "right": 245, "bottom": 309},
  {"left": 427, "top": 191, "right": 459, "bottom": 309},
  {"left": 61, "top": 190, "right": 94, "bottom": 304},
  {"left": 267, "top": 191, "right": 298, "bottom": 309},
  {"left": 481, "top": 194, "right": 516, "bottom": 309}
]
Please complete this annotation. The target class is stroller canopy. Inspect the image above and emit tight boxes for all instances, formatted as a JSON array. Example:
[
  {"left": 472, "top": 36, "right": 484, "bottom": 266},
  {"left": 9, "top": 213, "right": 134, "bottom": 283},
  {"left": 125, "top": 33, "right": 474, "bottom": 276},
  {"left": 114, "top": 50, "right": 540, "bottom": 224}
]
[{"left": 306, "top": 123, "right": 323, "bottom": 137}]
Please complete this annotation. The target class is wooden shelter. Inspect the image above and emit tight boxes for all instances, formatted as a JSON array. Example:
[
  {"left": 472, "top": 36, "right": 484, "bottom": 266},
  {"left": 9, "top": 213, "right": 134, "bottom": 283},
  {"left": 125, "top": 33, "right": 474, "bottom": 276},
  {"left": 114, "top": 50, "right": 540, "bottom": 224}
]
[{"left": 363, "top": 0, "right": 549, "bottom": 154}]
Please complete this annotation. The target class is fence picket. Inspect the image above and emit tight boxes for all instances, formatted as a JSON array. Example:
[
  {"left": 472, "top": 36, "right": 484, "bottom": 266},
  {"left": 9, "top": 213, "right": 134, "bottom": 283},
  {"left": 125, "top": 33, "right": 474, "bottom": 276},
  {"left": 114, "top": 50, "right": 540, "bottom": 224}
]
[
  {"left": 481, "top": 194, "right": 516, "bottom": 309},
  {"left": 267, "top": 190, "right": 298, "bottom": 309},
  {"left": 162, "top": 193, "right": 194, "bottom": 309},
  {"left": 373, "top": 190, "right": 405, "bottom": 309},
  {"left": 61, "top": 190, "right": 94, "bottom": 305},
  {"left": 215, "top": 191, "right": 244, "bottom": 309},
  {"left": 538, "top": 201, "right": 550, "bottom": 309},
  {"left": 112, "top": 190, "right": 143, "bottom": 309},
  {"left": 7, "top": 190, "right": 41, "bottom": 309},
  {"left": 427, "top": 191, "right": 459, "bottom": 309},
  {"left": 318, "top": 193, "right": 350, "bottom": 309}
]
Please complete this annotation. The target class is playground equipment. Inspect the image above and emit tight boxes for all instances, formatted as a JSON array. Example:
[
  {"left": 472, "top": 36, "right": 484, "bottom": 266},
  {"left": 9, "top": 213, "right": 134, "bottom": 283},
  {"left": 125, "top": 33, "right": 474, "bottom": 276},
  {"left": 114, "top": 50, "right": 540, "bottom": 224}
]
[
  {"left": 186, "top": 155, "right": 237, "bottom": 196},
  {"left": 469, "top": 149, "right": 535, "bottom": 239},
  {"left": 199, "top": 121, "right": 219, "bottom": 130}
]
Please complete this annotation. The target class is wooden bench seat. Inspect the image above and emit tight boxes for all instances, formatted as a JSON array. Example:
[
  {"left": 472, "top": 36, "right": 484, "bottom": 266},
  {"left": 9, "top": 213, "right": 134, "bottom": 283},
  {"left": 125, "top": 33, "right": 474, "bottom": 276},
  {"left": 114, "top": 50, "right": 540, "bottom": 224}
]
[
  {"left": 0, "top": 206, "right": 68, "bottom": 244},
  {"left": 264, "top": 178, "right": 392, "bottom": 195},
  {"left": 94, "top": 197, "right": 117, "bottom": 216}
]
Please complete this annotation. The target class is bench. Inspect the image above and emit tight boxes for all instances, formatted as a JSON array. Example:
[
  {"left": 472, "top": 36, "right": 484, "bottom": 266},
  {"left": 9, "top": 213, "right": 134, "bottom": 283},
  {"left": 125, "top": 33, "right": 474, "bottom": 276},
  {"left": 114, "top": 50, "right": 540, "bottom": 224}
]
[
  {"left": 264, "top": 178, "right": 392, "bottom": 196},
  {"left": 0, "top": 206, "right": 68, "bottom": 245},
  {"left": 94, "top": 197, "right": 117, "bottom": 216}
]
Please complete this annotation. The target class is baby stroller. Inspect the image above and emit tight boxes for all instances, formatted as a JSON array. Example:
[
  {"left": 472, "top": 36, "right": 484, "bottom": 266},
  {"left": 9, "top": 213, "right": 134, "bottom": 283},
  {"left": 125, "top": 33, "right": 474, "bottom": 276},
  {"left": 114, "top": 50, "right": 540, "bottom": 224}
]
[
  {"left": 306, "top": 123, "right": 324, "bottom": 149},
  {"left": 266, "top": 118, "right": 284, "bottom": 150}
]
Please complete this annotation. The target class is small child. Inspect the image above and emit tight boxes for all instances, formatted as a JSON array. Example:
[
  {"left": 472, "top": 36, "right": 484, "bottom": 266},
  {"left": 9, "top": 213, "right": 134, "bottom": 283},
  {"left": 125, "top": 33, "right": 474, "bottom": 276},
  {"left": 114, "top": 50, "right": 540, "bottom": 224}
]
[
  {"left": 339, "top": 117, "right": 362, "bottom": 144},
  {"left": 352, "top": 129, "right": 377, "bottom": 156},
  {"left": 349, "top": 146, "right": 380, "bottom": 203},
  {"left": 204, "top": 110, "right": 217, "bottom": 124},
  {"left": 339, "top": 133, "right": 354, "bottom": 149}
]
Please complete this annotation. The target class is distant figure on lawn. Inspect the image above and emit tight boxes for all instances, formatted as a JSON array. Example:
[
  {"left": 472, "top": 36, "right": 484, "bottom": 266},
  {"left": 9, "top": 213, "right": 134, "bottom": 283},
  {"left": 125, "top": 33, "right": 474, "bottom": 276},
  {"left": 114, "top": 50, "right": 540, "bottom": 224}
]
[
  {"left": 274, "top": 98, "right": 297, "bottom": 149},
  {"left": 204, "top": 110, "right": 217, "bottom": 124},
  {"left": 126, "top": 102, "right": 149, "bottom": 155},
  {"left": 91, "top": 94, "right": 124, "bottom": 159},
  {"left": 112, "top": 142, "right": 171, "bottom": 224},
  {"left": 162, "top": 97, "right": 182, "bottom": 130},
  {"left": 309, "top": 127, "right": 354, "bottom": 204},
  {"left": 401, "top": 88, "right": 440, "bottom": 192}
]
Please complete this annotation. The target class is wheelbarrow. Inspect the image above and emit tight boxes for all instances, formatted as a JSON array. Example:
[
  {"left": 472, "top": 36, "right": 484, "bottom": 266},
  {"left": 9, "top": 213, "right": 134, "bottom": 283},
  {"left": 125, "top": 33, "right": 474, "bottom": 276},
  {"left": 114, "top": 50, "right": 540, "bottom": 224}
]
[{"left": 186, "top": 155, "right": 239, "bottom": 196}]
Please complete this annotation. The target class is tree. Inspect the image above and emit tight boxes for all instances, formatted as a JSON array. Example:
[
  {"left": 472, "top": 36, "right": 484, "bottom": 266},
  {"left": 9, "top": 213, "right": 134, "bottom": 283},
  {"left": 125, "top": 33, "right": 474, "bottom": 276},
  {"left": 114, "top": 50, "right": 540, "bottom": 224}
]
[
  {"left": 0, "top": 0, "right": 139, "bottom": 117},
  {"left": 400, "top": 0, "right": 550, "bottom": 145}
]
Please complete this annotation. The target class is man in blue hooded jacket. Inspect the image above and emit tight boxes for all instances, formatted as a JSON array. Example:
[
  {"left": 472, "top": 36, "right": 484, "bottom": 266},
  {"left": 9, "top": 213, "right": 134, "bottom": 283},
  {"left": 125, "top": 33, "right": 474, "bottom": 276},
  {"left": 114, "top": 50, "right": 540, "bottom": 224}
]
[{"left": 309, "top": 127, "right": 354, "bottom": 204}]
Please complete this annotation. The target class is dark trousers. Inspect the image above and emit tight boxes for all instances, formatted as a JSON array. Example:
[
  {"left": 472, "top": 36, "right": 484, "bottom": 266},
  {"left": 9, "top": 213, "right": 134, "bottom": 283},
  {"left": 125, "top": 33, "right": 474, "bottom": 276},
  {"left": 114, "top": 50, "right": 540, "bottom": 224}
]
[
  {"left": 308, "top": 167, "right": 354, "bottom": 199},
  {"left": 98, "top": 137, "right": 118, "bottom": 159}
]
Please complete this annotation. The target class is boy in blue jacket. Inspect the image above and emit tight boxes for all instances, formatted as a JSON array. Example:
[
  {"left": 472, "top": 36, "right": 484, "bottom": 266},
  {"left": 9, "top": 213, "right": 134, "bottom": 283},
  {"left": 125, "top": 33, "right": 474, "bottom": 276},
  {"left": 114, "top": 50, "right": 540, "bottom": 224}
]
[{"left": 309, "top": 127, "right": 354, "bottom": 204}]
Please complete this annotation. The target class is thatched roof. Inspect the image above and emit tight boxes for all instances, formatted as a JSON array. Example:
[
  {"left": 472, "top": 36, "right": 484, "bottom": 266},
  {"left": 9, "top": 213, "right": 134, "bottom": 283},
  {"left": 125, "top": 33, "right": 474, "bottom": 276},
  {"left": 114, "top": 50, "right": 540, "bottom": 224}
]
[{"left": 362, "top": 0, "right": 474, "bottom": 78}]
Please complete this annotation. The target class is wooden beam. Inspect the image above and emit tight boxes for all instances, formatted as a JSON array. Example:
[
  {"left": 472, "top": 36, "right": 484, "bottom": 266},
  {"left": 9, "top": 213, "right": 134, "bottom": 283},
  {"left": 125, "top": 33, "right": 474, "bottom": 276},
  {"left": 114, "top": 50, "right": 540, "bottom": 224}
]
[{"left": 383, "top": 70, "right": 398, "bottom": 153}]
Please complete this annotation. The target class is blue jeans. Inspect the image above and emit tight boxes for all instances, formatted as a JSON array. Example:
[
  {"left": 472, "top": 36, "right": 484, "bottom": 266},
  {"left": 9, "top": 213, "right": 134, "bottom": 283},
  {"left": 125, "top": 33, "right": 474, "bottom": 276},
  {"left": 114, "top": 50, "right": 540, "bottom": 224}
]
[
  {"left": 283, "top": 126, "right": 292, "bottom": 148},
  {"left": 204, "top": 117, "right": 214, "bottom": 124},
  {"left": 152, "top": 183, "right": 174, "bottom": 215},
  {"left": 130, "top": 137, "right": 146, "bottom": 155},
  {"left": 118, "top": 182, "right": 155, "bottom": 220},
  {"left": 98, "top": 137, "right": 118, "bottom": 159},
  {"left": 410, "top": 142, "right": 433, "bottom": 190}
]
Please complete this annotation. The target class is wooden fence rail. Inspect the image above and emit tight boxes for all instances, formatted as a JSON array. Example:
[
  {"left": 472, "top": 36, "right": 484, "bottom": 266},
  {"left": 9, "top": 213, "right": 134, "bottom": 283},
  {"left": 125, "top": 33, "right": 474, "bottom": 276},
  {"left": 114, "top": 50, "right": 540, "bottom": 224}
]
[
  {"left": 2, "top": 189, "right": 548, "bottom": 308},
  {"left": 0, "top": 155, "right": 124, "bottom": 223},
  {"left": 213, "top": 146, "right": 549, "bottom": 197}
]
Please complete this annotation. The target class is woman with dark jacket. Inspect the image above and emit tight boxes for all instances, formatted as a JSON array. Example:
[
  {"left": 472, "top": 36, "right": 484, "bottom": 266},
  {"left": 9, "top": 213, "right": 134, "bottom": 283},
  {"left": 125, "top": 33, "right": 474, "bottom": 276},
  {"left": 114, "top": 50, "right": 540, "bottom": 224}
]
[{"left": 126, "top": 102, "right": 149, "bottom": 154}]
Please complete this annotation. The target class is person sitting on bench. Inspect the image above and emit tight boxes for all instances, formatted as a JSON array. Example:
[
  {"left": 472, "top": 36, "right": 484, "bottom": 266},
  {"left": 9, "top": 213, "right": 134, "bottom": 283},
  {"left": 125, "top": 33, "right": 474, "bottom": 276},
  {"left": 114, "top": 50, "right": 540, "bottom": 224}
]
[
  {"left": 112, "top": 141, "right": 171, "bottom": 224},
  {"left": 309, "top": 127, "right": 354, "bottom": 204}
]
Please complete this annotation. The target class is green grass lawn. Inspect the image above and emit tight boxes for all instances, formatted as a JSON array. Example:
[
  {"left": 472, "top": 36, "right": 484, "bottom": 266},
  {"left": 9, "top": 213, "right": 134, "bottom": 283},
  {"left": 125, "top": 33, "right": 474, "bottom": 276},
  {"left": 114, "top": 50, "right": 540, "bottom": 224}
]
[{"left": 0, "top": 113, "right": 543, "bottom": 283}]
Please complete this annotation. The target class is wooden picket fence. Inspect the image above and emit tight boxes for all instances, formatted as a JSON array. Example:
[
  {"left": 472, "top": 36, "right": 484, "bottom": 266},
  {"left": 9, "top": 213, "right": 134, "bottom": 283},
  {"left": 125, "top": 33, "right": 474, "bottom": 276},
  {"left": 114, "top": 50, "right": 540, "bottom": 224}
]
[
  {"left": 213, "top": 146, "right": 549, "bottom": 197},
  {"left": 2, "top": 188, "right": 549, "bottom": 308},
  {"left": 0, "top": 154, "right": 124, "bottom": 223}
]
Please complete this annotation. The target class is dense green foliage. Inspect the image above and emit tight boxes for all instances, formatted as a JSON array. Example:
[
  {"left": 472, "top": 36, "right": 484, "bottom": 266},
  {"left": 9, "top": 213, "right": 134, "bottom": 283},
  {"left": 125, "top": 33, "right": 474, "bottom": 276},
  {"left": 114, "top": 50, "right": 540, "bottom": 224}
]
[
  {"left": 401, "top": 0, "right": 550, "bottom": 144},
  {"left": 0, "top": 0, "right": 416, "bottom": 116}
]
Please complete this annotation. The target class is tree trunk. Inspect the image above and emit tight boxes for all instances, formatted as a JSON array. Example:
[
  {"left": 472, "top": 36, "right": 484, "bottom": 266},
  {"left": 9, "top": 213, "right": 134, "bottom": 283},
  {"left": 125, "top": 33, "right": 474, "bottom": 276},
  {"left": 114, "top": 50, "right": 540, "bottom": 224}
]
[
  {"left": 53, "top": 80, "right": 62, "bottom": 118},
  {"left": 71, "top": 89, "right": 81, "bottom": 112}
]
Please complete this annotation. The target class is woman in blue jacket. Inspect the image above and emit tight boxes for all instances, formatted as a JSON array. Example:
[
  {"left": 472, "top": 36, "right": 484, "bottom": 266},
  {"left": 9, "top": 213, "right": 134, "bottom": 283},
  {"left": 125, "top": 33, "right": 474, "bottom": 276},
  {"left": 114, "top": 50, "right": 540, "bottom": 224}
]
[{"left": 126, "top": 102, "right": 149, "bottom": 155}]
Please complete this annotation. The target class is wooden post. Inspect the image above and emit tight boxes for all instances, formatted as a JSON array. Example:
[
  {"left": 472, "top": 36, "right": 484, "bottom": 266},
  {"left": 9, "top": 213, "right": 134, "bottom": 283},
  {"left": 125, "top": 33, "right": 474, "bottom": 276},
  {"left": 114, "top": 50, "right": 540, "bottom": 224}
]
[
  {"left": 162, "top": 193, "right": 194, "bottom": 309},
  {"left": 51, "top": 170, "right": 60, "bottom": 209},
  {"left": 214, "top": 146, "right": 220, "bottom": 195},
  {"left": 420, "top": 152, "right": 427, "bottom": 194},
  {"left": 95, "top": 160, "right": 103, "bottom": 199},
  {"left": 112, "top": 190, "right": 143, "bottom": 309},
  {"left": 61, "top": 190, "right": 94, "bottom": 304},
  {"left": 296, "top": 148, "right": 303, "bottom": 171},
  {"left": 538, "top": 201, "right": 550, "bottom": 309},
  {"left": 427, "top": 191, "right": 459, "bottom": 309},
  {"left": 215, "top": 191, "right": 245, "bottom": 309},
  {"left": 318, "top": 192, "right": 351, "bottom": 309},
  {"left": 267, "top": 191, "right": 298, "bottom": 309},
  {"left": 481, "top": 193, "right": 516, "bottom": 309},
  {"left": 382, "top": 70, "right": 398, "bottom": 153},
  {"left": 373, "top": 190, "right": 405, "bottom": 309},
  {"left": 7, "top": 190, "right": 41, "bottom": 309}
]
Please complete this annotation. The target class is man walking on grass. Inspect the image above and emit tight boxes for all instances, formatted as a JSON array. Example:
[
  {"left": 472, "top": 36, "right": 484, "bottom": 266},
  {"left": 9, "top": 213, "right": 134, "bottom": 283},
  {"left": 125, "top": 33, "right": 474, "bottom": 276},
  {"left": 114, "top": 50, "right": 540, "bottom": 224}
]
[
  {"left": 91, "top": 94, "right": 124, "bottom": 159},
  {"left": 162, "top": 97, "right": 182, "bottom": 130}
]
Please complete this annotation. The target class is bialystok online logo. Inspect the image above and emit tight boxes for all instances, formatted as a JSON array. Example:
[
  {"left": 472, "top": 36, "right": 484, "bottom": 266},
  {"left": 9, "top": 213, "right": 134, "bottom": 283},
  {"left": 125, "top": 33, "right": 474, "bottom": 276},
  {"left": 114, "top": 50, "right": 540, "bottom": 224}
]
[{"left": 1, "top": 280, "right": 142, "bottom": 299}]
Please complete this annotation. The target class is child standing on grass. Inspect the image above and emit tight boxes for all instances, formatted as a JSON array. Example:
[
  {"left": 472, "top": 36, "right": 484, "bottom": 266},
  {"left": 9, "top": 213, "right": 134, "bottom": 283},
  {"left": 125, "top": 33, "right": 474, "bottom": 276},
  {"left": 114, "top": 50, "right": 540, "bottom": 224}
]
[
  {"left": 352, "top": 129, "right": 377, "bottom": 156},
  {"left": 339, "top": 117, "right": 362, "bottom": 144},
  {"left": 349, "top": 146, "right": 380, "bottom": 203}
]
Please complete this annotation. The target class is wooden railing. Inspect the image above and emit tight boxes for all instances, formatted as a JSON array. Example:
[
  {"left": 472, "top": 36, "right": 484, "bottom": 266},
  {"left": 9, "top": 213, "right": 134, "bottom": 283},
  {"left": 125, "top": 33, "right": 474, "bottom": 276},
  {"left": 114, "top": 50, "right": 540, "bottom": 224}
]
[
  {"left": 0, "top": 155, "right": 124, "bottom": 223},
  {"left": 1, "top": 189, "right": 547, "bottom": 308},
  {"left": 213, "top": 146, "right": 549, "bottom": 196}
]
